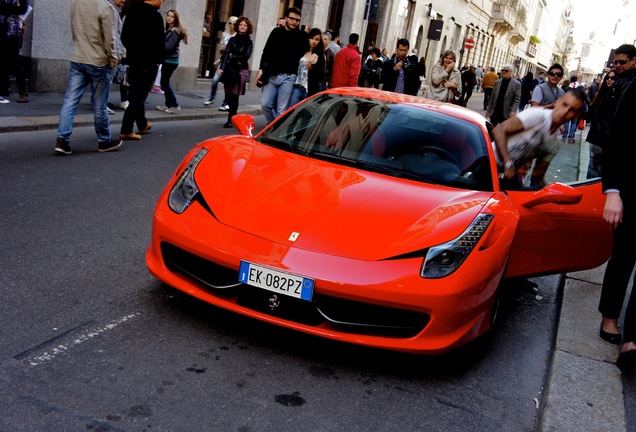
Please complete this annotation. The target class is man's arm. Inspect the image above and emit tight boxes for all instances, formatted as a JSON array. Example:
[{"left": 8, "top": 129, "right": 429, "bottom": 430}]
[{"left": 492, "top": 116, "right": 525, "bottom": 178}]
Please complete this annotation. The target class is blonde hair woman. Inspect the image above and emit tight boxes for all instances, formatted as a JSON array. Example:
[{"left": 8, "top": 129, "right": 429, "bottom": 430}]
[{"left": 426, "top": 50, "right": 462, "bottom": 102}]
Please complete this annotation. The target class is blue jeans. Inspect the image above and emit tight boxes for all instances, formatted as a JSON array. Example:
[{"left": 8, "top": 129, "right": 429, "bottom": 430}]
[
  {"left": 563, "top": 119, "right": 578, "bottom": 139},
  {"left": 208, "top": 68, "right": 221, "bottom": 100},
  {"left": 57, "top": 62, "right": 114, "bottom": 143},
  {"left": 261, "top": 73, "right": 296, "bottom": 123},
  {"left": 160, "top": 62, "right": 179, "bottom": 108},
  {"left": 289, "top": 85, "right": 307, "bottom": 108}
]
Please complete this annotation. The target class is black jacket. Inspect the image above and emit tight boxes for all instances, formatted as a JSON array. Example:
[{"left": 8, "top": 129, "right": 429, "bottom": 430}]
[
  {"left": 220, "top": 33, "right": 253, "bottom": 72},
  {"left": 381, "top": 54, "right": 421, "bottom": 96},
  {"left": 121, "top": 3, "right": 164, "bottom": 67},
  {"left": 602, "top": 70, "right": 636, "bottom": 197}
]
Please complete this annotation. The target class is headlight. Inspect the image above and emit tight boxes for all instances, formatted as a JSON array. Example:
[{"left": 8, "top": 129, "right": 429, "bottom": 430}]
[
  {"left": 168, "top": 148, "right": 208, "bottom": 213},
  {"left": 421, "top": 214, "right": 494, "bottom": 279}
]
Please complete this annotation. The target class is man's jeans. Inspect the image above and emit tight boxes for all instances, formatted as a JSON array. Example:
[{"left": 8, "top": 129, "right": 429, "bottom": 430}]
[
  {"left": 562, "top": 119, "right": 578, "bottom": 140},
  {"left": 261, "top": 73, "right": 296, "bottom": 123},
  {"left": 57, "top": 62, "right": 114, "bottom": 143}
]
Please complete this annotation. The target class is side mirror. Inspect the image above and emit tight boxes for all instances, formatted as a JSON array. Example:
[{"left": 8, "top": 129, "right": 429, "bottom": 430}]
[
  {"left": 232, "top": 114, "right": 256, "bottom": 137},
  {"left": 521, "top": 182, "right": 583, "bottom": 208}
]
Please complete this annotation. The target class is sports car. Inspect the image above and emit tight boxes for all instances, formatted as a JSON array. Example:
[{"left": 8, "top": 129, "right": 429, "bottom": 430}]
[{"left": 146, "top": 88, "right": 611, "bottom": 354}]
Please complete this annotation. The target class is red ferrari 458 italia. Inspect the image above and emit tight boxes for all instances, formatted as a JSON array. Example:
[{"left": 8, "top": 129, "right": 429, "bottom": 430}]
[{"left": 146, "top": 88, "right": 611, "bottom": 354}]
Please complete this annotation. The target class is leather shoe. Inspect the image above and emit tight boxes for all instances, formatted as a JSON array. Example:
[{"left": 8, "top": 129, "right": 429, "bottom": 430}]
[
  {"left": 138, "top": 121, "right": 153, "bottom": 134},
  {"left": 222, "top": 121, "right": 233, "bottom": 128},
  {"left": 616, "top": 350, "right": 636, "bottom": 371},
  {"left": 600, "top": 323, "right": 622, "bottom": 345},
  {"left": 120, "top": 132, "right": 142, "bottom": 140}
]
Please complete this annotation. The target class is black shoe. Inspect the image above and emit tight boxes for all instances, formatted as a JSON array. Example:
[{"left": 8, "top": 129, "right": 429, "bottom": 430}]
[
  {"left": 54, "top": 138, "right": 72, "bottom": 155},
  {"left": 616, "top": 350, "right": 636, "bottom": 371},
  {"left": 600, "top": 323, "right": 622, "bottom": 345},
  {"left": 223, "top": 121, "right": 233, "bottom": 128},
  {"left": 98, "top": 138, "right": 122, "bottom": 153}
]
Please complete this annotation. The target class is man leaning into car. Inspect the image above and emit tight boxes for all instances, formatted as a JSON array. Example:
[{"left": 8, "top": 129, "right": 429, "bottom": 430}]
[{"left": 491, "top": 87, "right": 588, "bottom": 188}]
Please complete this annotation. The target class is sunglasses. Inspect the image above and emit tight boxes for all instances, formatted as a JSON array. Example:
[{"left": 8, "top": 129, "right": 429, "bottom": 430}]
[
  {"left": 548, "top": 71, "right": 563, "bottom": 77},
  {"left": 605, "top": 76, "right": 616, "bottom": 80},
  {"left": 501, "top": 69, "right": 510, "bottom": 73},
  {"left": 614, "top": 59, "right": 631, "bottom": 65}
]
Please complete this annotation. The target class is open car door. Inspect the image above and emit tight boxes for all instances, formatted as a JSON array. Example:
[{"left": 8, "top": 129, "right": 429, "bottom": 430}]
[{"left": 504, "top": 175, "right": 612, "bottom": 279}]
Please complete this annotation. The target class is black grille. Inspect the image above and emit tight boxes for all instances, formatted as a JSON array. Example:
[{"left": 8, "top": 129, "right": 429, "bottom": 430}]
[{"left": 160, "top": 242, "right": 429, "bottom": 337}]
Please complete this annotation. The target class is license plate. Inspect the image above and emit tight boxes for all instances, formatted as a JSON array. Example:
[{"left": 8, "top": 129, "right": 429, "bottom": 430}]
[{"left": 238, "top": 261, "right": 314, "bottom": 301}]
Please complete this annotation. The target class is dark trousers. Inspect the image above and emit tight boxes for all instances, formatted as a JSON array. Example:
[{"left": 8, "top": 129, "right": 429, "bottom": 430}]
[
  {"left": 0, "top": 34, "right": 27, "bottom": 95},
  {"left": 225, "top": 92, "right": 239, "bottom": 123},
  {"left": 160, "top": 62, "right": 179, "bottom": 108},
  {"left": 599, "top": 199, "right": 636, "bottom": 342},
  {"left": 483, "top": 87, "right": 493, "bottom": 109},
  {"left": 121, "top": 64, "right": 157, "bottom": 134},
  {"left": 461, "top": 86, "right": 474, "bottom": 106}
]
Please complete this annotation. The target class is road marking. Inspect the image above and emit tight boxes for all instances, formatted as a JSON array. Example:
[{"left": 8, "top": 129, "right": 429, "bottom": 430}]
[{"left": 16, "top": 313, "right": 141, "bottom": 366}]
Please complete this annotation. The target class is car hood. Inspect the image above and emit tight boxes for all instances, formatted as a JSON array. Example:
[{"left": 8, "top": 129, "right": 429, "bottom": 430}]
[{"left": 195, "top": 138, "right": 493, "bottom": 260}]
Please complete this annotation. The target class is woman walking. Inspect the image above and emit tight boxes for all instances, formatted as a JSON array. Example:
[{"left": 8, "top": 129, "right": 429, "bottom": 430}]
[
  {"left": 290, "top": 28, "right": 325, "bottom": 106},
  {"left": 218, "top": 16, "right": 253, "bottom": 128},
  {"left": 426, "top": 50, "right": 461, "bottom": 102},
  {"left": 157, "top": 9, "right": 187, "bottom": 114}
]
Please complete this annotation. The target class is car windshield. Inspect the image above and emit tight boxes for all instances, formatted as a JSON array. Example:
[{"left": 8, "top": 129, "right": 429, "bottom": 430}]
[{"left": 257, "top": 94, "right": 493, "bottom": 191}]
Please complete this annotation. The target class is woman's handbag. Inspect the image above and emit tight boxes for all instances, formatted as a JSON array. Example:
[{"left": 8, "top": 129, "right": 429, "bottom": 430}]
[{"left": 113, "top": 64, "right": 129, "bottom": 86}]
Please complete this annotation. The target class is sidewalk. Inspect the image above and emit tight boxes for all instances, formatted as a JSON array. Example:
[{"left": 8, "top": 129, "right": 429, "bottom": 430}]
[
  {"left": 0, "top": 87, "right": 627, "bottom": 432},
  {"left": 0, "top": 86, "right": 264, "bottom": 133}
]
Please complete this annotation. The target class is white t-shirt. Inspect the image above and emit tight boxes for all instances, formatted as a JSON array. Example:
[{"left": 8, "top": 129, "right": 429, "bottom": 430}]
[{"left": 494, "top": 107, "right": 557, "bottom": 166}]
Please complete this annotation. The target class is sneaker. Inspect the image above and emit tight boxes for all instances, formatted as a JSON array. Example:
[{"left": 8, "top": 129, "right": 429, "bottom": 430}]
[
  {"left": 219, "top": 104, "right": 229, "bottom": 111},
  {"left": 107, "top": 107, "right": 115, "bottom": 115},
  {"left": 165, "top": 106, "right": 181, "bottom": 114},
  {"left": 157, "top": 105, "right": 168, "bottom": 112},
  {"left": 137, "top": 120, "right": 153, "bottom": 134},
  {"left": 120, "top": 132, "right": 142, "bottom": 140},
  {"left": 119, "top": 101, "right": 129, "bottom": 110},
  {"left": 54, "top": 138, "right": 72, "bottom": 155},
  {"left": 0, "top": 96, "right": 9, "bottom": 104},
  {"left": 203, "top": 98, "right": 214, "bottom": 106},
  {"left": 151, "top": 85, "right": 164, "bottom": 94},
  {"left": 223, "top": 121, "right": 233, "bottom": 128},
  {"left": 98, "top": 138, "right": 122, "bottom": 153},
  {"left": 567, "top": 138, "right": 575, "bottom": 144},
  {"left": 17, "top": 93, "right": 28, "bottom": 103}
]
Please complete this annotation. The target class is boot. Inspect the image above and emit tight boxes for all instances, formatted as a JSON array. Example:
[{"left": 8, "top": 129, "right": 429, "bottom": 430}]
[{"left": 17, "top": 93, "right": 29, "bottom": 103}]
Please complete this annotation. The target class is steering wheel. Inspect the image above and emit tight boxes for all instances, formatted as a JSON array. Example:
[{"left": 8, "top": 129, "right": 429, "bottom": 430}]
[{"left": 416, "top": 146, "right": 460, "bottom": 168}]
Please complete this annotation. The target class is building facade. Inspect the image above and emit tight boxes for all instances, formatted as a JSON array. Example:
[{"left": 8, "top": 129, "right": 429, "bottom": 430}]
[{"left": 17, "top": 0, "right": 579, "bottom": 93}]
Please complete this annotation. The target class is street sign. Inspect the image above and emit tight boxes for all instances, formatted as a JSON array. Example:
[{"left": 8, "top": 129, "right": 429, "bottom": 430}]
[{"left": 464, "top": 39, "right": 475, "bottom": 50}]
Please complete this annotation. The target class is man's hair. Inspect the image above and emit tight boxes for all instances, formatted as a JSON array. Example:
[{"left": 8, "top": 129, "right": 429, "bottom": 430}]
[
  {"left": 547, "top": 63, "right": 564, "bottom": 74},
  {"left": 615, "top": 44, "right": 636, "bottom": 58},
  {"left": 285, "top": 7, "right": 302, "bottom": 17},
  {"left": 370, "top": 47, "right": 381, "bottom": 57},
  {"left": 322, "top": 31, "right": 332, "bottom": 40},
  {"left": 396, "top": 38, "right": 410, "bottom": 49},
  {"left": 349, "top": 33, "right": 359, "bottom": 44},
  {"left": 570, "top": 75, "right": 577, "bottom": 82},
  {"left": 567, "top": 87, "right": 590, "bottom": 109}
]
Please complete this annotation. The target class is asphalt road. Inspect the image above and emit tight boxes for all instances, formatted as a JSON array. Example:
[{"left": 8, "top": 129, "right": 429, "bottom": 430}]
[{"left": 0, "top": 117, "right": 561, "bottom": 431}]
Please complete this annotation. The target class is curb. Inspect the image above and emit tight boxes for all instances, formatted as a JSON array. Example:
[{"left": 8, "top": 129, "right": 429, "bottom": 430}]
[
  {"left": 539, "top": 265, "right": 627, "bottom": 432},
  {"left": 0, "top": 104, "right": 263, "bottom": 134}
]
